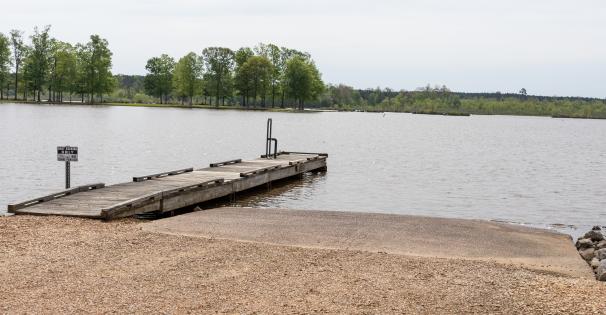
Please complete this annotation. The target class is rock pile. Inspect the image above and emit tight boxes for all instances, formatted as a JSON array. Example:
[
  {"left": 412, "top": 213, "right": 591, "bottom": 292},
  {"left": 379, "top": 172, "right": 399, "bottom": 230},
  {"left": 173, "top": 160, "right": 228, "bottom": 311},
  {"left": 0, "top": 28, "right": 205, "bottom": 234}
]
[{"left": 575, "top": 226, "right": 606, "bottom": 281}]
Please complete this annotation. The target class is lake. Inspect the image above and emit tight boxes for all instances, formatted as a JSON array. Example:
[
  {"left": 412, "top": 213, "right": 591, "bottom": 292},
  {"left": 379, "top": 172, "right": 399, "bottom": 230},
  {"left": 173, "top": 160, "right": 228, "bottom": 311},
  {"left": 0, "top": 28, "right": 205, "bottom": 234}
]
[{"left": 1, "top": 103, "right": 605, "bottom": 236}]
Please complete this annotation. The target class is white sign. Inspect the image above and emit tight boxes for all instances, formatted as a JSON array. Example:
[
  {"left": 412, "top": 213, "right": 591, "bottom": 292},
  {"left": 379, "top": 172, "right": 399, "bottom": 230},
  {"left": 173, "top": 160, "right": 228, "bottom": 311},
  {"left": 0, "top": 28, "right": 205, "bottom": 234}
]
[{"left": 57, "top": 146, "right": 78, "bottom": 162}]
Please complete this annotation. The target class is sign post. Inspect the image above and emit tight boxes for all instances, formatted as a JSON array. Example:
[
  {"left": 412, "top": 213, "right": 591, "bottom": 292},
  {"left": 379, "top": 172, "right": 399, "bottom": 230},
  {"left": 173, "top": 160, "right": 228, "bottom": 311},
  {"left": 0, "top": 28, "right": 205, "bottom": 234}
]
[{"left": 57, "top": 146, "right": 78, "bottom": 189}]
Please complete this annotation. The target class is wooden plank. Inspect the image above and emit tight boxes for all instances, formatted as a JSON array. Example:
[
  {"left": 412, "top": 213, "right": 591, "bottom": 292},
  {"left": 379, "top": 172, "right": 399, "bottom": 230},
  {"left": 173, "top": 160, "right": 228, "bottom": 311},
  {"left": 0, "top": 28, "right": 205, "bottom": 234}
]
[
  {"left": 161, "top": 178, "right": 225, "bottom": 199},
  {"left": 100, "top": 178, "right": 226, "bottom": 219},
  {"left": 288, "top": 159, "right": 308, "bottom": 166},
  {"left": 240, "top": 165, "right": 282, "bottom": 177},
  {"left": 210, "top": 159, "right": 242, "bottom": 167},
  {"left": 8, "top": 183, "right": 105, "bottom": 213},
  {"left": 133, "top": 168, "right": 193, "bottom": 182},
  {"left": 201, "top": 166, "right": 262, "bottom": 173},
  {"left": 191, "top": 171, "right": 242, "bottom": 180},
  {"left": 279, "top": 151, "right": 328, "bottom": 157},
  {"left": 100, "top": 192, "right": 163, "bottom": 219}
]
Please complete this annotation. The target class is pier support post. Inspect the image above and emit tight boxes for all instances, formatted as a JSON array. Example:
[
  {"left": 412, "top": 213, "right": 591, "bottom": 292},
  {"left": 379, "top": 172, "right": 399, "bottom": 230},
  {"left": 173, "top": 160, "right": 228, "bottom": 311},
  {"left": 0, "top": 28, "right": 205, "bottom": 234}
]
[{"left": 65, "top": 161, "right": 71, "bottom": 189}]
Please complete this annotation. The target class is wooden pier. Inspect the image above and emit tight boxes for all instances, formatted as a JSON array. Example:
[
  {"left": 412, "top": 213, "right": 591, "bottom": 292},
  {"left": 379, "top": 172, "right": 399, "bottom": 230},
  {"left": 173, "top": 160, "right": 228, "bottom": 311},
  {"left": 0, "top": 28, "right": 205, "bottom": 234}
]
[{"left": 7, "top": 152, "right": 327, "bottom": 220}]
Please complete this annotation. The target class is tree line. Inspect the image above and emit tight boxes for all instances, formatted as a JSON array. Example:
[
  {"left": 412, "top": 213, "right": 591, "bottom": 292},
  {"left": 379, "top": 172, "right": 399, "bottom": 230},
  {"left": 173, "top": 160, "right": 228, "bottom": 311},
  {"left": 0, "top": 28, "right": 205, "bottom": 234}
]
[
  {"left": 142, "top": 44, "right": 324, "bottom": 109},
  {"left": 2, "top": 26, "right": 604, "bottom": 117},
  {"left": 315, "top": 84, "right": 606, "bottom": 118},
  {"left": 0, "top": 27, "right": 325, "bottom": 110},
  {"left": 0, "top": 26, "right": 114, "bottom": 103}
]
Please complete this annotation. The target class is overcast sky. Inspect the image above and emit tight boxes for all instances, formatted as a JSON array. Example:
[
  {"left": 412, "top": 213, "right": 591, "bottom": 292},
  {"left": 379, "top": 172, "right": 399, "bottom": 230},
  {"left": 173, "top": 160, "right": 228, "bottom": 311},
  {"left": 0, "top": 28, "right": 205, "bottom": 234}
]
[{"left": 2, "top": 0, "right": 605, "bottom": 97}]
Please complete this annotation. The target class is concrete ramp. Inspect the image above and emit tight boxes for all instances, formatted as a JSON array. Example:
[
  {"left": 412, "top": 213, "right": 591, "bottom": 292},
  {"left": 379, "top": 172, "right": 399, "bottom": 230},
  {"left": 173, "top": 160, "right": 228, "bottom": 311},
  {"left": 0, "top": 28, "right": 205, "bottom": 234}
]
[{"left": 143, "top": 207, "right": 593, "bottom": 278}]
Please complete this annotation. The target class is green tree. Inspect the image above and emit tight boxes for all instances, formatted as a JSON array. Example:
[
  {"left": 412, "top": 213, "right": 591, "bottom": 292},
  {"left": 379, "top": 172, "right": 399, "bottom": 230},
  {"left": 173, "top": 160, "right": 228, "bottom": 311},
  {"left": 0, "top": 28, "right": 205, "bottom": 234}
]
[
  {"left": 20, "top": 48, "right": 34, "bottom": 101},
  {"left": 78, "top": 34, "right": 114, "bottom": 103},
  {"left": 278, "top": 47, "right": 309, "bottom": 107},
  {"left": 255, "top": 43, "right": 283, "bottom": 107},
  {"left": 173, "top": 52, "right": 203, "bottom": 106},
  {"left": 9, "top": 29, "right": 25, "bottom": 100},
  {"left": 74, "top": 43, "right": 90, "bottom": 103},
  {"left": 116, "top": 74, "right": 143, "bottom": 101},
  {"left": 234, "top": 47, "right": 254, "bottom": 106},
  {"left": 144, "top": 54, "right": 175, "bottom": 104},
  {"left": 0, "top": 32, "right": 11, "bottom": 100},
  {"left": 284, "top": 56, "right": 324, "bottom": 110},
  {"left": 237, "top": 56, "right": 272, "bottom": 107},
  {"left": 202, "top": 47, "right": 234, "bottom": 107},
  {"left": 48, "top": 41, "right": 77, "bottom": 102},
  {"left": 29, "top": 25, "right": 52, "bottom": 102}
]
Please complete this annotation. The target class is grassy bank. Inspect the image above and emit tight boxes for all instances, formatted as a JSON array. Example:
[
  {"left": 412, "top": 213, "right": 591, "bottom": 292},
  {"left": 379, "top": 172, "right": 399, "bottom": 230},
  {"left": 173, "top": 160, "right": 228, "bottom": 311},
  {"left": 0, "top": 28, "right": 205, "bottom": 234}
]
[
  {"left": 3, "top": 98, "right": 606, "bottom": 119},
  {"left": 325, "top": 95, "right": 606, "bottom": 119}
]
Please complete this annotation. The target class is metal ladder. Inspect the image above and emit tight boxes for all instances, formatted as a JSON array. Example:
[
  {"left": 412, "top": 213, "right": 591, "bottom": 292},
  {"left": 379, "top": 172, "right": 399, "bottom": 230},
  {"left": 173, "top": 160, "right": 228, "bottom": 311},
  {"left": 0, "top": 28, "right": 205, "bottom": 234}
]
[{"left": 265, "top": 118, "right": 278, "bottom": 159}]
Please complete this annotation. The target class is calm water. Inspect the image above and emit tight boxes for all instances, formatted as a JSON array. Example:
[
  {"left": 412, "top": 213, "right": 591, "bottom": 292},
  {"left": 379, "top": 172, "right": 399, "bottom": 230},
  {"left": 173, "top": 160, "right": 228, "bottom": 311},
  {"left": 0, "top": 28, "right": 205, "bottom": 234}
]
[{"left": 1, "top": 103, "right": 605, "bottom": 235}]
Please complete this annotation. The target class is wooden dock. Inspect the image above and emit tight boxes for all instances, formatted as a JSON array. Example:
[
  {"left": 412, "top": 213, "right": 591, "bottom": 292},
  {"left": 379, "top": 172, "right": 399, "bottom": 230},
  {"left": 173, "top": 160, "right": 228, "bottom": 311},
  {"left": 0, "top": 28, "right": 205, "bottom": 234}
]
[{"left": 7, "top": 152, "right": 327, "bottom": 220}]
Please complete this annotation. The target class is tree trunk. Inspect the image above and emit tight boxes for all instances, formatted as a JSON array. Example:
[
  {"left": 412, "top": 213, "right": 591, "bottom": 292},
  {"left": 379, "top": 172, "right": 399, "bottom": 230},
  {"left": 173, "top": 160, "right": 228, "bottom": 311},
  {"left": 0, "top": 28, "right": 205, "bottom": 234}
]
[
  {"left": 216, "top": 80, "right": 220, "bottom": 108},
  {"left": 281, "top": 90, "right": 285, "bottom": 108},
  {"left": 14, "top": 64, "right": 19, "bottom": 101}
]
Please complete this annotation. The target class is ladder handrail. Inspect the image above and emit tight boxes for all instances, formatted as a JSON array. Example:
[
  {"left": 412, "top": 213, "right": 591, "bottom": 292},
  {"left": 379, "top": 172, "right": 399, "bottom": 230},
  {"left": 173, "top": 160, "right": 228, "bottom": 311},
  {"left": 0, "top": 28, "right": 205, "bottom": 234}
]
[{"left": 265, "top": 118, "right": 278, "bottom": 159}]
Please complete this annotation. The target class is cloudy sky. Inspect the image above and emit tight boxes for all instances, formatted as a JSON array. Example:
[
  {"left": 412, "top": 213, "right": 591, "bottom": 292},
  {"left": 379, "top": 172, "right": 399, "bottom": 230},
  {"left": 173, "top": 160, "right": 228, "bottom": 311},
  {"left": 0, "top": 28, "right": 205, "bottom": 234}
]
[{"left": 2, "top": 0, "right": 605, "bottom": 97}]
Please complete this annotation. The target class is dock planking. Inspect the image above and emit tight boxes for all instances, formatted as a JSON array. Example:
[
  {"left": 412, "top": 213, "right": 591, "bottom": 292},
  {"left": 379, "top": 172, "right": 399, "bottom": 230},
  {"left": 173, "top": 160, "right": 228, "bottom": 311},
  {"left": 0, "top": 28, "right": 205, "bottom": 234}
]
[{"left": 7, "top": 152, "right": 327, "bottom": 220}]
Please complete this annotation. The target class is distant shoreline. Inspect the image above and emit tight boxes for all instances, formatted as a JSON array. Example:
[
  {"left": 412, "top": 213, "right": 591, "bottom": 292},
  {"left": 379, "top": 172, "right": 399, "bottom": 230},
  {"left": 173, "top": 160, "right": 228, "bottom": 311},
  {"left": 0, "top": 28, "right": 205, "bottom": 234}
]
[{"left": 2, "top": 100, "right": 606, "bottom": 119}]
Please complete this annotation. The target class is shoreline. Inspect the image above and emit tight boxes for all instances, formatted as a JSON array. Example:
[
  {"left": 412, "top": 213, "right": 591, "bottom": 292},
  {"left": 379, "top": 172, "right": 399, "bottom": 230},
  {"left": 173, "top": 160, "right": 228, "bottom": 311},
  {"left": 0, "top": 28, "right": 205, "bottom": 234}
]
[
  {"left": 0, "top": 207, "right": 594, "bottom": 240},
  {"left": 2, "top": 100, "right": 606, "bottom": 119},
  {"left": 0, "top": 99, "right": 323, "bottom": 113},
  {"left": 1, "top": 209, "right": 603, "bottom": 313}
]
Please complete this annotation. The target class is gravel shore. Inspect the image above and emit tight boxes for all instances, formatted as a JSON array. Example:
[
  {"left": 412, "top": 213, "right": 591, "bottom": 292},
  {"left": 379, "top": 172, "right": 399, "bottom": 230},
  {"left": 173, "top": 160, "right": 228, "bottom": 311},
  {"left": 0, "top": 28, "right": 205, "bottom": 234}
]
[{"left": 1, "top": 216, "right": 605, "bottom": 314}]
